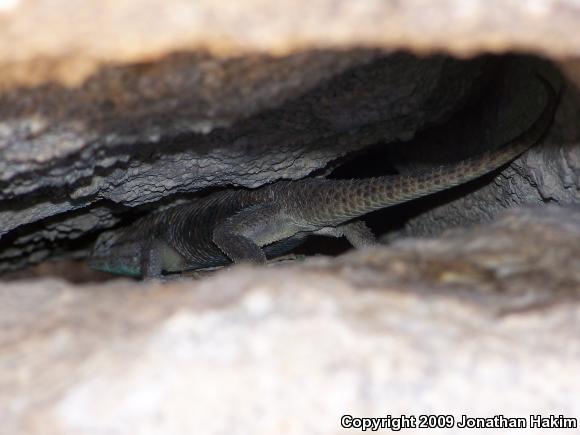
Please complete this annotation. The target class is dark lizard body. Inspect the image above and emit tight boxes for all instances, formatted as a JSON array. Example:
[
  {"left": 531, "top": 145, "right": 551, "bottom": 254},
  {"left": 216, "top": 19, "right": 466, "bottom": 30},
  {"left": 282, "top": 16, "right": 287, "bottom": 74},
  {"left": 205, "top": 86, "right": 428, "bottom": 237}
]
[{"left": 89, "top": 75, "right": 557, "bottom": 278}]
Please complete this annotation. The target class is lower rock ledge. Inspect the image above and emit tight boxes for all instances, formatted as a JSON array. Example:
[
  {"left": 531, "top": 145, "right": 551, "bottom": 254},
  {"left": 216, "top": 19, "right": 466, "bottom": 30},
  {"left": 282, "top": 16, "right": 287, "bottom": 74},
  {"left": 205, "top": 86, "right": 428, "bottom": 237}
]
[{"left": 1, "top": 205, "right": 579, "bottom": 434}]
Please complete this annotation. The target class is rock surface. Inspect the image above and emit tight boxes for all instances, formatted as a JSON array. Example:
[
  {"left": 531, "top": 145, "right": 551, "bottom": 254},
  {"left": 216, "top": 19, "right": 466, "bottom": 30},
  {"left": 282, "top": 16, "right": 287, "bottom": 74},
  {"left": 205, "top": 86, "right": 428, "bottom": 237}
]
[
  {"left": 389, "top": 61, "right": 580, "bottom": 239},
  {"left": 2, "top": 2, "right": 580, "bottom": 433},
  {"left": 1, "top": 0, "right": 580, "bottom": 89},
  {"left": 0, "top": 52, "right": 490, "bottom": 271},
  {"left": 1, "top": 1, "right": 580, "bottom": 271},
  {"left": 1, "top": 206, "right": 579, "bottom": 434}
]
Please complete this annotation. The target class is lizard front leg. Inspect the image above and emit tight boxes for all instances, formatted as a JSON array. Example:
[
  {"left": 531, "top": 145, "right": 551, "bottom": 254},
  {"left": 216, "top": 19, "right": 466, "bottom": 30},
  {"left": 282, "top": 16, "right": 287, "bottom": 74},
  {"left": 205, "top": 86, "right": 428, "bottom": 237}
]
[{"left": 140, "top": 241, "right": 163, "bottom": 279}]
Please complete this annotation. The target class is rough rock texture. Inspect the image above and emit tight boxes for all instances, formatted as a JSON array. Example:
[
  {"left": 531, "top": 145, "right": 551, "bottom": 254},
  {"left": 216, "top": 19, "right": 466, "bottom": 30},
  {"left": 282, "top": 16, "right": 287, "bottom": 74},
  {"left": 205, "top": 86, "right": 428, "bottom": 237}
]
[
  {"left": 0, "top": 53, "right": 489, "bottom": 271},
  {"left": 1, "top": 206, "right": 579, "bottom": 434},
  {"left": 1, "top": 1, "right": 580, "bottom": 271},
  {"left": 2, "top": 2, "right": 580, "bottom": 433},
  {"left": 386, "top": 61, "right": 580, "bottom": 239}
]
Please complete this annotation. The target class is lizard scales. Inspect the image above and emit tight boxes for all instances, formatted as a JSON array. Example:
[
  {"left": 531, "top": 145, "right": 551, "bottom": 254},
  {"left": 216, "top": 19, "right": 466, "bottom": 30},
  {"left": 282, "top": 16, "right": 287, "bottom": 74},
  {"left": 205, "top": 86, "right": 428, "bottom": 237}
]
[{"left": 89, "top": 75, "right": 557, "bottom": 278}]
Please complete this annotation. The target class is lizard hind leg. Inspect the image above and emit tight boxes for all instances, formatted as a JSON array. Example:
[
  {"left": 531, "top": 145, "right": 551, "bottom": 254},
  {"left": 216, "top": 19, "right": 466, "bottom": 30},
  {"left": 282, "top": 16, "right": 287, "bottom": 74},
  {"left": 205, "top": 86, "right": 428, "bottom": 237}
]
[
  {"left": 212, "top": 203, "right": 290, "bottom": 265},
  {"left": 212, "top": 230, "right": 266, "bottom": 265},
  {"left": 314, "top": 220, "right": 377, "bottom": 248},
  {"left": 341, "top": 221, "right": 377, "bottom": 248}
]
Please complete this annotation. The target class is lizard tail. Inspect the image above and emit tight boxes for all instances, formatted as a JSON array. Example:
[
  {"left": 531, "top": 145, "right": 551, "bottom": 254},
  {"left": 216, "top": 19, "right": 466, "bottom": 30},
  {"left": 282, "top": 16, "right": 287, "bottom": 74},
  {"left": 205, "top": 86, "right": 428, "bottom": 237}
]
[{"left": 298, "top": 74, "right": 558, "bottom": 226}]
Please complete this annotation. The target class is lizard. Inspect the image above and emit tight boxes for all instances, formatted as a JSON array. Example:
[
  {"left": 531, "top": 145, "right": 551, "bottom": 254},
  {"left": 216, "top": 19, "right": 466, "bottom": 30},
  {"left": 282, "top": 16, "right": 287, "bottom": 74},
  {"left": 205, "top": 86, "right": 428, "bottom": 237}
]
[{"left": 88, "top": 74, "right": 557, "bottom": 279}]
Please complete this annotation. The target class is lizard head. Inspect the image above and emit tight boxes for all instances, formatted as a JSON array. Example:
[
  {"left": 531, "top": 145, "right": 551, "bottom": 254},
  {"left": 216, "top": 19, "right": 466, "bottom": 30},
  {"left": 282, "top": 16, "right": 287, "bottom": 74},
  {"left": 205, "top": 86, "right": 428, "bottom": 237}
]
[{"left": 88, "top": 230, "right": 142, "bottom": 277}]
